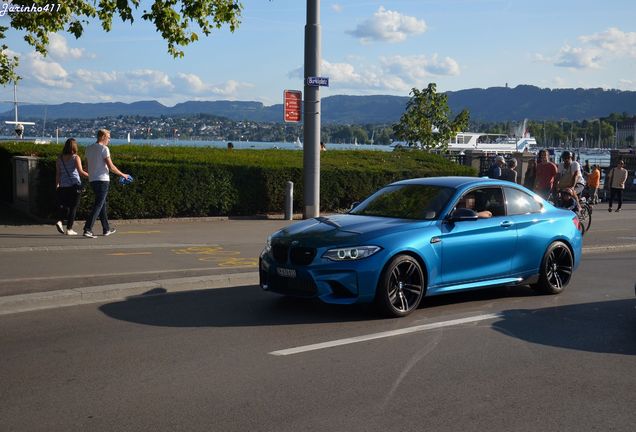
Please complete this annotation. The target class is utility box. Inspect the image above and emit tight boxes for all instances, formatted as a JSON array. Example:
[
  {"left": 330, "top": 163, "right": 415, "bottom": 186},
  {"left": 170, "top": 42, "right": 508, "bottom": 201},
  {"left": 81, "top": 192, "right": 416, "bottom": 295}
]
[{"left": 13, "top": 156, "right": 40, "bottom": 214}]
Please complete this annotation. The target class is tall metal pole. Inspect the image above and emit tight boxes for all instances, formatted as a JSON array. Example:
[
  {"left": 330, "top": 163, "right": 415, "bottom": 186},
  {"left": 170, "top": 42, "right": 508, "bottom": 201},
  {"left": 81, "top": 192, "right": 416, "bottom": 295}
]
[{"left": 303, "top": 0, "right": 321, "bottom": 219}]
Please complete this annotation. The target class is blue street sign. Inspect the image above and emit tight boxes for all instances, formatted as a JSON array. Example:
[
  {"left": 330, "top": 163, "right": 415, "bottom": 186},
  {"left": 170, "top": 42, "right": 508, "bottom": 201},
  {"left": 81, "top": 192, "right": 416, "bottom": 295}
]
[{"left": 307, "top": 76, "right": 329, "bottom": 87}]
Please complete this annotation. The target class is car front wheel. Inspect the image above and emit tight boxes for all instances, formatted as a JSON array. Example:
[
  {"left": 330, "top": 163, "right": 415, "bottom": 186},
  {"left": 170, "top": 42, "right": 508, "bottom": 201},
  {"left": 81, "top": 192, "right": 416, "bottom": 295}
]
[
  {"left": 532, "top": 241, "right": 573, "bottom": 294},
  {"left": 376, "top": 255, "right": 425, "bottom": 317}
]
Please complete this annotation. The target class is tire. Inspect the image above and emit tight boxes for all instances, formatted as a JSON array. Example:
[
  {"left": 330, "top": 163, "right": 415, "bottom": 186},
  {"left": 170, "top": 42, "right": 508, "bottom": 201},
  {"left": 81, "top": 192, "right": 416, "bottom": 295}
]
[
  {"left": 531, "top": 241, "right": 573, "bottom": 294},
  {"left": 581, "top": 204, "right": 592, "bottom": 232},
  {"left": 375, "top": 255, "right": 425, "bottom": 317}
]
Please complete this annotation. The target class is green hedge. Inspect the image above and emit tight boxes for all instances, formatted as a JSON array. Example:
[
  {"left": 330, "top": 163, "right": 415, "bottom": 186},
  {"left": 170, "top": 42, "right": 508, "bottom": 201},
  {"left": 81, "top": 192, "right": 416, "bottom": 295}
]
[{"left": 0, "top": 141, "right": 476, "bottom": 219}]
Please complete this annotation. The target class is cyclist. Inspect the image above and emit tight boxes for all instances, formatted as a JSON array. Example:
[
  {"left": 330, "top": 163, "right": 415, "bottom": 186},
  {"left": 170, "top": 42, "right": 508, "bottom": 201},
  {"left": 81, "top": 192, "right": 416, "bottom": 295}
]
[{"left": 555, "top": 150, "right": 585, "bottom": 208}]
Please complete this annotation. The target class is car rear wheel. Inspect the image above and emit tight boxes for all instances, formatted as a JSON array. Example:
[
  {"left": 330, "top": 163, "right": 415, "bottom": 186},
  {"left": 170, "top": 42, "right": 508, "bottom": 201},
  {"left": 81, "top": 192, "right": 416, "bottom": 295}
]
[
  {"left": 376, "top": 255, "right": 425, "bottom": 317},
  {"left": 531, "top": 241, "right": 573, "bottom": 294}
]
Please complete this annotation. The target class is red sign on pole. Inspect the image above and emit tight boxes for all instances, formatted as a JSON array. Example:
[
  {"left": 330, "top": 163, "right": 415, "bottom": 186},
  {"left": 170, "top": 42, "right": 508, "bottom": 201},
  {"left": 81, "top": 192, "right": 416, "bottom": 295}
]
[{"left": 284, "top": 90, "right": 302, "bottom": 123}]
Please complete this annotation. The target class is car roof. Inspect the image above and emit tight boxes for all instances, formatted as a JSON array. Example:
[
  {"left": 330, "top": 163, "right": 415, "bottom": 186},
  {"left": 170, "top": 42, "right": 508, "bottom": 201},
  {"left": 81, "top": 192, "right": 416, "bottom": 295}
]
[{"left": 390, "top": 176, "right": 502, "bottom": 189}]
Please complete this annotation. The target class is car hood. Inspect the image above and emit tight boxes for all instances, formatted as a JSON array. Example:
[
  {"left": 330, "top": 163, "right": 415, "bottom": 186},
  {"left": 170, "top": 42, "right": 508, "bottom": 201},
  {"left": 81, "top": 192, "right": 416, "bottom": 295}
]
[{"left": 272, "top": 214, "right": 435, "bottom": 247}]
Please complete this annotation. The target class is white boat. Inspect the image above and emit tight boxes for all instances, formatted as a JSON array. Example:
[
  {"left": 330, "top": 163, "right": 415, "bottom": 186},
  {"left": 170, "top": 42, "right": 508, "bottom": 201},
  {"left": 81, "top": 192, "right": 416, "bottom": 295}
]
[
  {"left": 294, "top": 137, "right": 302, "bottom": 148},
  {"left": 447, "top": 132, "right": 537, "bottom": 153},
  {"left": 446, "top": 119, "right": 537, "bottom": 153}
]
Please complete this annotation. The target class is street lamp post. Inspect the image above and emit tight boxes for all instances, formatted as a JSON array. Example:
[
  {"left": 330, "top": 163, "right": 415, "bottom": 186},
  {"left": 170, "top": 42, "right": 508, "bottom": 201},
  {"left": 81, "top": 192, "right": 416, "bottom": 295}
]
[{"left": 303, "top": 0, "right": 321, "bottom": 219}]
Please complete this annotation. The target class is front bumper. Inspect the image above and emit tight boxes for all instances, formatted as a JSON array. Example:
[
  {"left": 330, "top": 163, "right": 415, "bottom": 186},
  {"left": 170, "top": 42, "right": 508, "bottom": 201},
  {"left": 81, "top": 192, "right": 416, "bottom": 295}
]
[{"left": 259, "top": 248, "right": 383, "bottom": 305}]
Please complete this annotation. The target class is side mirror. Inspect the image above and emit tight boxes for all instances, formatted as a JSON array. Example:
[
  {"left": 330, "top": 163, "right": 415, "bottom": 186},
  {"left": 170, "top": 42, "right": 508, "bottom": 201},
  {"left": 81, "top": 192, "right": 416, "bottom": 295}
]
[
  {"left": 448, "top": 208, "right": 479, "bottom": 222},
  {"left": 350, "top": 201, "right": 360, "bottom": 210}
]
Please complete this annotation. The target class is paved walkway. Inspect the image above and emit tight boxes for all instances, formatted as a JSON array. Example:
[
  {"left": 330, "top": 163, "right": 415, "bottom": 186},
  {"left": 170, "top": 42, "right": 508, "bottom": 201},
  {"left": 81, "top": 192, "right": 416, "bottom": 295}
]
[{"left": 0, "top": 201, "right": 634, "bottom": 315}]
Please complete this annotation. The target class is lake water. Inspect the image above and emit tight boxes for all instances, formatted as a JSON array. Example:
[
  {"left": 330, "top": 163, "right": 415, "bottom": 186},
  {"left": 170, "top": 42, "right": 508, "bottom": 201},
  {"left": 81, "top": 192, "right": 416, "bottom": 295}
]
[{"left": 4, "top": 136, "right": 613, "bottom": 166}]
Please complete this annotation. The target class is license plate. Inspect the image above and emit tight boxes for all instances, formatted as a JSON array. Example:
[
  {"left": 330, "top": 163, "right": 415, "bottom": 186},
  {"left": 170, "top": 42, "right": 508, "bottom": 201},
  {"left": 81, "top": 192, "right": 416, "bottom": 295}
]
[{"left": 276, "top": 267, "right": 296, "bottom": 278}]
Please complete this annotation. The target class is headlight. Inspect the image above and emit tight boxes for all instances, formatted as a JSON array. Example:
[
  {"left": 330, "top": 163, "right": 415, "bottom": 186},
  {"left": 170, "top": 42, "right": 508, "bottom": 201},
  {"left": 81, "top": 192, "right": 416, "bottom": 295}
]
[
  {"left": 323, "top": 246, "right": 381, "bottom": 261},
  {"left": 263, "top": 235, "right": 272, "bottom": 254}
]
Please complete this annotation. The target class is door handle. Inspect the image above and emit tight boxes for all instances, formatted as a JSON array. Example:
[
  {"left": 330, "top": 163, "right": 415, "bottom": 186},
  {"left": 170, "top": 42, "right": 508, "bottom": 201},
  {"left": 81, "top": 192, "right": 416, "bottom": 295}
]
[{"left": 500, "top": 221, "right": 514, "bottom": 228}]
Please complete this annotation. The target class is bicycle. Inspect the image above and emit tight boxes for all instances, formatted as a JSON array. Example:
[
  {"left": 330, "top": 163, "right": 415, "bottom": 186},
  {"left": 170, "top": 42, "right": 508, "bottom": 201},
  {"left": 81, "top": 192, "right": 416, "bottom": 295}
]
[{"left": 548, "top": 189, "right": 592, "bottom": 235}]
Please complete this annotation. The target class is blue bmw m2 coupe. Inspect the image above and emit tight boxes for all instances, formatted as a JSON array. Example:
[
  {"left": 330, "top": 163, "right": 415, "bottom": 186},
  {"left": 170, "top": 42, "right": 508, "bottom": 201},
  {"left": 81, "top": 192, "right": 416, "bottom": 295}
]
[{"left": 259, "top": 177, "right": 583, "bottom": 317}]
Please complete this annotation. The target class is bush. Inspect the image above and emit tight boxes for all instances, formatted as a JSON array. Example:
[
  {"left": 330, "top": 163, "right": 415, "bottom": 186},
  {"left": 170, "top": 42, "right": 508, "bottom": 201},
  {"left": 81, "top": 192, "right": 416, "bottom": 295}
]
[{"left": 0, "top": 142, "right": 476, "bottom": 218}]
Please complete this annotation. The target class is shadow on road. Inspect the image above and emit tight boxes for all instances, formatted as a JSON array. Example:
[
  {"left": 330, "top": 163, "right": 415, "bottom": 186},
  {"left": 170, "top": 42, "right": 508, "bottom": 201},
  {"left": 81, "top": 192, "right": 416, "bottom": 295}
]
[
  {"left": 99, "top": 285, "right": 380, "bottom": 326},
  {"left": 100, "top": 284, "right": 636, "bottom": 356},
  {"left": 493, "top": 299, "right": 636, "bottom": 356}
]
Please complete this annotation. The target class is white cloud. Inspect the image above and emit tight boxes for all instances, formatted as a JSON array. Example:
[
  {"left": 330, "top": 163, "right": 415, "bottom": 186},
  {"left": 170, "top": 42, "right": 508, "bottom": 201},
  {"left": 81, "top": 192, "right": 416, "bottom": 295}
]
[
  {"left": 24, "top": 53, "right": 72, "bottom": 88},
  {"left": 347, "top": 7, "right": 426, "bottom": 43},
  {"left": 47, "top": 33, "right": 88, "bottom": 60},
  {"left": 579, "top": 27, "right": 636, "bottom": 58},
  {"left": 618, "top": 79, "right": 636, "bottom": 90},
  {"left": 554, "top": 45, "right": 601, "bottom": 69},
  {"left": 545, "top": 27, "right": 635, "bottom": 70},
  {"left": 174, "top": 74, "right": 253, "bottom": 97},
  {"left": 288, "top": 54, "right": 460, "bottom": 94},
  {"left": 331, "top": 4, "right": 343, "bottom": 13},
  {"left": 69, "top": 68, "right": 253, "bottom": 101},
  {"left": 381, "top": 54, "right": 461, "bottom": 79}
]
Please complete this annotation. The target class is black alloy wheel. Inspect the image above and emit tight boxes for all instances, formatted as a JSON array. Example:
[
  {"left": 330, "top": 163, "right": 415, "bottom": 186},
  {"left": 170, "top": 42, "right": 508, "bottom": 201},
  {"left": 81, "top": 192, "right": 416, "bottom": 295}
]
[
  {"left": 532, "top": 241, "right": 573, "bottom": 294},
  {"left": 376, "top": 255, "right": 425, "bottom": 317}
]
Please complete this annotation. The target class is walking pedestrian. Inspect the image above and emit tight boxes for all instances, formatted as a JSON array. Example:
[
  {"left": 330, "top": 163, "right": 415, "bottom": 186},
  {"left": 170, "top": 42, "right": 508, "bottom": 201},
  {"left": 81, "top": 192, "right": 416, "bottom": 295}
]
[
  {"left": 606, "top": 160, "right": 628, "bottom": 213},
  {"left": 523, "top": 158, "right": 536, "bottom": 191},
  {"left": 82, "top": 129, "right": 130, "bottom": 238},
  {"left": 534, "top": 149, "right": 558, "bottom": 199},
  {"left": 55, "top": 138, "right": 89, "bottom": 235}
]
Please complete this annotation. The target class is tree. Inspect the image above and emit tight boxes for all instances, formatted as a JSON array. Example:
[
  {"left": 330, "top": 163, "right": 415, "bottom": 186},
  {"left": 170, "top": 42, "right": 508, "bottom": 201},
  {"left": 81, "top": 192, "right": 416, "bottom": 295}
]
[
  {"left": 393, "top": 83, "right": 469, "bottom": 150},
  {"left": 0, "top": 0, "right": 243, "bottom": 85}
]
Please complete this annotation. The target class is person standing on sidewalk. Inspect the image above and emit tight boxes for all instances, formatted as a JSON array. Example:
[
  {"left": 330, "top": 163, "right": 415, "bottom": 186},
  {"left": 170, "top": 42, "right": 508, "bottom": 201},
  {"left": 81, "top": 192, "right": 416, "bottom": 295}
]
[
  {"left": 501, "top": 158, "right": 518, "bottom": 183},
  {"left": 523, "top": 158, "right": 537, "bottom": 191},
  {"left": 488, "top": 155, "right": 505, "bottom": 179},
  {"left": 83, "top": 129, "right": 130, "bottom": 238},
  {"left": 586, "top": 164, "right": 601, "bottom": 204},
  {"left": 534, "top": 149, "right": 558, "bottom": 199},
  {"left": 606, "top": 160, "right": 628, "bottom": 213},
  {"left": 55, "top": 138, "right": 89, "bottom": 235}
]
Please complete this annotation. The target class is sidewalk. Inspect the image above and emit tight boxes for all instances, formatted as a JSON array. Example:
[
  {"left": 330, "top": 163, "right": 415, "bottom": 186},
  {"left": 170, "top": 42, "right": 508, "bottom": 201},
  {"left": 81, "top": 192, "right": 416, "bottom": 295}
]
[{"left": 1, "top": 202, "right": 635, "bottom": 316}]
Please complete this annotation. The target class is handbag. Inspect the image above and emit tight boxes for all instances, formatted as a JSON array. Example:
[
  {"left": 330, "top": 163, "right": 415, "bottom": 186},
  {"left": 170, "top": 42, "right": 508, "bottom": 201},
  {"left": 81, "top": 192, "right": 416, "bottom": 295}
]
[{"left": 61, "top": 156, "right": 85, "bottom": 194}]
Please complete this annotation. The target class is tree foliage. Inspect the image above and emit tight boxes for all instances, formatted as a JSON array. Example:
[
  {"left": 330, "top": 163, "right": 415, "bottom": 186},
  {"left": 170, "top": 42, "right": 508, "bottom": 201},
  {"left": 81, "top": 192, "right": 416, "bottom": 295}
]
[
  {"left": 0, "top": 0, "right": 243, "bottom": 85},
  {"left": 393, "top": 83, "right": 469, "bottom": 150}
]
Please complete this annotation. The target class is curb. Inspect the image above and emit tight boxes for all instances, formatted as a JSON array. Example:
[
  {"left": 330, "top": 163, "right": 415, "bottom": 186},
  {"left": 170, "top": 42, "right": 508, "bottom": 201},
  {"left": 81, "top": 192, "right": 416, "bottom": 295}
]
[
  {"left": 0, "top": 272, "right": 258, "bottom": 316},
  {"left": 581, "top": 244, "right": 636, "bottom": 254},
  {"left": 1, "top": 243, "right": 634, "bottom": 317}
]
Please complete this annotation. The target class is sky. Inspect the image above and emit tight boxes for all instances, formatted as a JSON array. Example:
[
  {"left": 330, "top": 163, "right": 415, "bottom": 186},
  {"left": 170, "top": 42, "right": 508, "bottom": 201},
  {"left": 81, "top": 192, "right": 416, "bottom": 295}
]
[{"left": 2, "top": 0, "right": 636, "bottom": 108}]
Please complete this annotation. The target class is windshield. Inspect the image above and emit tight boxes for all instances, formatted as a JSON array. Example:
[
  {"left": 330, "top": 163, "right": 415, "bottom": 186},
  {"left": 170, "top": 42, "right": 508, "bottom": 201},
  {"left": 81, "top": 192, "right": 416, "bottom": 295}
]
[{"left": 350, "top": 184, "right": 455, "bottom": 220}]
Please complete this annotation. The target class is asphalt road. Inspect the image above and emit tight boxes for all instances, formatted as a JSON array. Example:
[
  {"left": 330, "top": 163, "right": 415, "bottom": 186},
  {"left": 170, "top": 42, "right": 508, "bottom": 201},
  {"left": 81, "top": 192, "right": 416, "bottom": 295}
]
[
  {"left": 0, "top": 202, "right": 635, "bottom": 298},
  {"left": 1, "top": 251, "right": 635, "bottom": 432}
]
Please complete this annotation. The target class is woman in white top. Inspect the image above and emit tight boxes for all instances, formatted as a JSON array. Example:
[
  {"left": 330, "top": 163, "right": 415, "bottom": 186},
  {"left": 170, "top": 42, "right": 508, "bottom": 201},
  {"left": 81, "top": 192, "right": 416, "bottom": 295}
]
[{"left": 55, "top": 138, "right": 89, "bottom": 235}]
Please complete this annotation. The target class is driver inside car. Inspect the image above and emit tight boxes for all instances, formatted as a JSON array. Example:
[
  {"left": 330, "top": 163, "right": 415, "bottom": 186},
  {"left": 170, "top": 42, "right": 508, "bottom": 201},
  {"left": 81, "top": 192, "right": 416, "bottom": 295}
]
[{"left": 456, "top": 193, "right": 493, "bottom": 218}]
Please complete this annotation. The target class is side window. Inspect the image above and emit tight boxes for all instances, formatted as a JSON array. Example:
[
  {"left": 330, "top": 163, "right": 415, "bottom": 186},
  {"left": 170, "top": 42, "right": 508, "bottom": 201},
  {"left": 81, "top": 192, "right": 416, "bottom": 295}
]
[
  {"left": 455, "top": 187, "right": 505, "bottom": 217},
  {"left": 476, "top": 187, "right": 505, "bottom": 217},
  {"left": 505, "top": 187, "right": 543, "bottom": 215}
]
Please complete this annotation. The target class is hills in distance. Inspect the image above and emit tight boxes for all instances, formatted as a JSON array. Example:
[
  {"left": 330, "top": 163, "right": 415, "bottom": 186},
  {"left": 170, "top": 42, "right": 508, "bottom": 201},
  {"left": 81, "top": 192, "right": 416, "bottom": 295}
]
[{"left": 3, "top": 85, "right": 636, "bottom": 124}]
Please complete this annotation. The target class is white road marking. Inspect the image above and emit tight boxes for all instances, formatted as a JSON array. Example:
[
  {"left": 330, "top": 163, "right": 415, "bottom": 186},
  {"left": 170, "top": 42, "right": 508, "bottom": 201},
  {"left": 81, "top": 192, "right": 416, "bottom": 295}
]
[{"left": 269, "top": 313, "right": 502, "bottom": 356}]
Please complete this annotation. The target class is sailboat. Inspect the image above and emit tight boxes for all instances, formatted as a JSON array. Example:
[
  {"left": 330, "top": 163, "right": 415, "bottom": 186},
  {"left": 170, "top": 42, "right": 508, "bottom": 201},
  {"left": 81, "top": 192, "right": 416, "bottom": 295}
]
[
  {"left": 4, "top": 82, "right": 35, "bottom": 139},
  {"left": 34, "top": 106, "right": 50, "bottom": 144},
  {"left": 294, "top": 137, "right": 302, "bottom": 148},
  {"left": 127, "top": 132, "right": 131, "bottom": 144}
]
